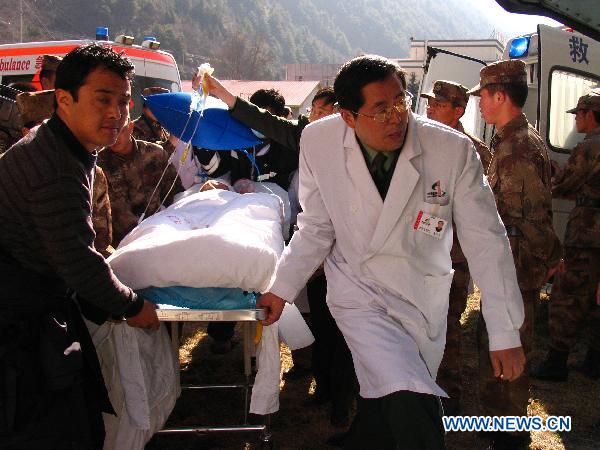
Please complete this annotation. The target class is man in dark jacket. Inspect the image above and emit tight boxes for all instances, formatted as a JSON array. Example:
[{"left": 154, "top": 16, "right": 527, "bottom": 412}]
[{"left": 0, "top": 44, "right": 158, "bottom": 450}]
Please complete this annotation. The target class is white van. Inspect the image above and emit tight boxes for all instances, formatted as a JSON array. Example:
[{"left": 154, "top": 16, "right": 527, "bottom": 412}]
[
  {"left": 0, "top": 34, "right": 182, "bottom": 120},
  {"left": 417, "top": 24, "right": 600, "bottom": 239}
]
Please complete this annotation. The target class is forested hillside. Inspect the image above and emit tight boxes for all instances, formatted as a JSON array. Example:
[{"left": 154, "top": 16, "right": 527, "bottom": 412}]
[{"left": 0, "top": 0, "right": 495, "bottom": 79}]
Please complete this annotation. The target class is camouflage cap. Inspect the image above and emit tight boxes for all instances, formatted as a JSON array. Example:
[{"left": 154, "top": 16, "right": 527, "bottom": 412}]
[
  {"left": 566, "top": 91, "right": 600, "bottom": 113},
  {"left": 41, "top": 54, "right": 62, "bottom": 72},
  {"left": 468, "top": 60, "right": 527, "bottom": 96},
  {"left": 142, "top": 86, "right": 170, "bottom": 96},
  {"left": 16, "top": 90, "right": 55, "bottom": 126},
  {"left": 420, "top": 80, "right": 469, "bottom": 107}
]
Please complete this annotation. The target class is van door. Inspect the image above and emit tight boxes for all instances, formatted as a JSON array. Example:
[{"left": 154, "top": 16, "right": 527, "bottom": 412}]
[
  {"left": 417, "top": 48, "right": 491, "bottom": 143},
  {"left": 495, "top": 0, "right": 600, "bottom": 41},
  {"left": 537, "top": 24, "right": 600, "bottom": 239}
]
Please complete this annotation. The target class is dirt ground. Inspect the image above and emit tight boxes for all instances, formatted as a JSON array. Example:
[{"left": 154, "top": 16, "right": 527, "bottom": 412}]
[{"left": 147, "top": 291, "right": 599, "bottom": 450}]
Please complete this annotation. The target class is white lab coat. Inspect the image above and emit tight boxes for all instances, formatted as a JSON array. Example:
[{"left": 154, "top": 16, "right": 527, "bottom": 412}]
[{"left": 270, "top": 112, "right": 524, "bottom": 398}]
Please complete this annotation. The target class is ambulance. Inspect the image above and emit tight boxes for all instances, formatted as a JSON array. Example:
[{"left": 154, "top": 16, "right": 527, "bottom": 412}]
[
  {"left": 0, "top": 27, "right": 182, "bottom": 120},
  {"left": 417, "top": 24, "right": 600, "bottom": 240}
]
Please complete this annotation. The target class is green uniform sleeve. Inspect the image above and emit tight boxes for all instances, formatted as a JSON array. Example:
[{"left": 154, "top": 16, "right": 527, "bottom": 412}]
[{"left": 230, "top": 97, "right": 309, "bottom": 153}]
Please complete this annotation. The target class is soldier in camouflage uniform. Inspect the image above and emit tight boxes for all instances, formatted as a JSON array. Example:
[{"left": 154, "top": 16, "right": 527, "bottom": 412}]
[
  {"left": 421, "top": 80, "right": 492, "bottom": 415},
  {"left": 39, "top": 54, "right": 62, "bottom": 90},
  {"left": 132, "top": 86, "right": 175, "bottom": 155},
  {"left": 92, "top": 165, "right": 113, "bottom": 257},
  {"left": 469, "top": 60, "right": 562, "bottom": 449},
  {"left": 531, "top": 91, "right": 600, "bottom": 381},
  {"left": 98, "top": 118, "right": 183, "bottom": 246},
  {"left": 0, "top": 85, "right": 27, "bottom": 154},
  {"left": 16, "top": 90, "right": 55, "bottom": 134}
]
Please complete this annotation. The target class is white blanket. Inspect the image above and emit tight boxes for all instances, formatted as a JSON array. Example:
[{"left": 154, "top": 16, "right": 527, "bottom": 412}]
[
  {"left": 108, "top": 189, "right": 285, "bottom": 292},
  {"left": 85, "top": 321, "right": 180, "bottom": 450}
]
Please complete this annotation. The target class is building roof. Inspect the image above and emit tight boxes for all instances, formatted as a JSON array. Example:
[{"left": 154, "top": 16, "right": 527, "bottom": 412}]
[{"left": 180, "top": 79, "right": 321, "bottom": 106}]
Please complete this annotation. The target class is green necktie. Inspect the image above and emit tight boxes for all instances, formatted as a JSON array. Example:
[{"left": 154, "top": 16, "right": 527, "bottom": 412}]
[{"left": 369, "top": 152, "right": 387, "bottom": 197}]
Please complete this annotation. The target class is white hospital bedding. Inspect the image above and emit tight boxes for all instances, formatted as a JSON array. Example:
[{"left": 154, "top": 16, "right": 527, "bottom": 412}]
[{"left": 108, "top": 189, "right": 285, "bottom": 293}]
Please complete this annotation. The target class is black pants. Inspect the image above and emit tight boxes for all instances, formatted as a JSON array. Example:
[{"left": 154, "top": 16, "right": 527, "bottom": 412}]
[
  {"left": 345, "top": 391, "right": 445, "bottom": 450},
  {"left": 307, "top": 274, "right": 357, "bottom": 417},
  {"left": 0, "top": 304, "right": 109, "bottom": 450}
]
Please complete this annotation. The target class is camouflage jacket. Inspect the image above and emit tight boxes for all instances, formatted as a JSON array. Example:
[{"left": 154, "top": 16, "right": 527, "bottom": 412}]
[
  {"left": 487, "top": 113, "right": 562, "bottom": 290},
  {"left": 132, "top": 112, "right": 175, "bottom": 155},
  {"left": 92, "top": 166, "right": 113, "bottom": 257},
  {"left": 451, "top": 121, "right": 493, "bottom": 264},
  {"left": 553, "top": 126, "right": 600, "bottom": 248},
  {"left": 98, "top": 139, "right": 183, "bottom": 246}
]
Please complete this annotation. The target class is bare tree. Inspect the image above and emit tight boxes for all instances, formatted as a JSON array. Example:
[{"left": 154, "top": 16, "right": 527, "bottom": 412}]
[{"left": 216, "top": 33, "right": 273, "bottom": 79}]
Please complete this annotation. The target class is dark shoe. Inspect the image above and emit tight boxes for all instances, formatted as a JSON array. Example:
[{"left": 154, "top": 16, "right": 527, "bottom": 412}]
[
  {"left": 441, "top": 396, "right": 460, "bottom": 416},
  {"left": 486, "top": 432, "right": 530, "bottom": 450},
  {"left": 283, "top": 365, "right": 311, "bottom": 380},
  {"left": 530, "top": 348, "right": 569, "bottom": 381},
  {"left": 325, "top": 431, "right": 348, "bottom": 447},
  {"left": 573, "top": 348, "right": 600, "bottom": 380},
  {"left": 210, "top": 339, "right": 232, "bottom": 355}
]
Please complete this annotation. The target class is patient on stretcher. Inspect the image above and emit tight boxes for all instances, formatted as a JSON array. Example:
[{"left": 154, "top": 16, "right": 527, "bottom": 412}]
[
  {"left": 108, "top": 182, "right": 286, "bottom": 294},
  {"left": 91, "top": 181, "right": 312, "bottom": 450}
]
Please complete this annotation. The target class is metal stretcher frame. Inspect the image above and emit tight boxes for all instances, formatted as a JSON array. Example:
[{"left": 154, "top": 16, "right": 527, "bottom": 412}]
[{"left": 156, "top": 307, "right": 272, "bottom": 448}]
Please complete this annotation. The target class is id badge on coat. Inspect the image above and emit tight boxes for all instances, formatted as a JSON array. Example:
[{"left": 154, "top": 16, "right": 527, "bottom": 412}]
[{"left": 413, "top": 210, "right": 447, "bottom": 239}]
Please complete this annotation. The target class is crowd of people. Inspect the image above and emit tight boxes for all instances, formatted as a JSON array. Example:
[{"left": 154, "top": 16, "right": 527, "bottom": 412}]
[{"left": 0, "top": 42, "right": 597, "bottom": 450}]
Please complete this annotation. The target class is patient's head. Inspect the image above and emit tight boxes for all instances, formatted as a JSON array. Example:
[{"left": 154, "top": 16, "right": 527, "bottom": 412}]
[
  {"left": 199, "top": 180, "right": 230, "bottom": 192},
  {"left": 232, "top": 178, "right": 255, "bottom": 194}
]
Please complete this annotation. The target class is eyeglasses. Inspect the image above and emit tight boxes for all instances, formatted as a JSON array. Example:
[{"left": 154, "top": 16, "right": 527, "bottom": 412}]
[{"left": 351, "top": 92, "right": 413, "bottom": 123}]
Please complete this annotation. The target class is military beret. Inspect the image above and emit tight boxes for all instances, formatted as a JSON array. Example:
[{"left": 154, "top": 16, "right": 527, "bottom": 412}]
[
  {"left": 420, "top": 80, "right": 469, "bottom": 107},
  {"left": 41, "top": 54, "right": 62, "bottom": 72},
  {"left": 16, "top": 90, "right": 55, "bottom": 126},
  {"left": 468, "top": 60, "right": 527, "bottom": 96},
  {"left": 142, "top": 86, "right": 170, "bottom": 96},
  {"left": 566, "top": 91, "right": 600, "bottom": 113}
]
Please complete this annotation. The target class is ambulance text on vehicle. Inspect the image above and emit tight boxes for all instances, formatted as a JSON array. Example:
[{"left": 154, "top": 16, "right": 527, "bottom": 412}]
[{"left": 0, "top": 31, "right": 182, "bottom": 119}]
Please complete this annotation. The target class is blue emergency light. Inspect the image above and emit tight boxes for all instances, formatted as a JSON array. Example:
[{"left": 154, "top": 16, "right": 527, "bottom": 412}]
[
  {"left": 509, "top": 36, "right": 530, "bottom": 58},
  {"left": 96, "top": 27, "right": 109, "bottom": 41},
  {"left": 142, "top": 36, "right": 160, "bottom": 50}
]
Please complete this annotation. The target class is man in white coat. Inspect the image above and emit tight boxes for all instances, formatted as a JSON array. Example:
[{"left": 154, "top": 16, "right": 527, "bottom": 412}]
[{"left": 258, "top": 55, "right": 526, "bottom": 449}]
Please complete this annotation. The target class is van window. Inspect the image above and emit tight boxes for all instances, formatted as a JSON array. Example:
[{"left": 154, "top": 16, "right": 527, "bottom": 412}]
[
  {"left": 0, "top": 75, "right": 35, "bottom": 86},
  {"left": 548, "top": 69, "right": 600, "bottom": 152}
]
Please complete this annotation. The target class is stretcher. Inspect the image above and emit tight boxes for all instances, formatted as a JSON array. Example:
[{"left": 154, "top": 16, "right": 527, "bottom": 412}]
[{"left": 156, "top": 307, "right": 272, "bottom": 448}]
